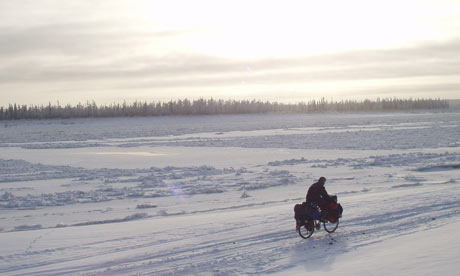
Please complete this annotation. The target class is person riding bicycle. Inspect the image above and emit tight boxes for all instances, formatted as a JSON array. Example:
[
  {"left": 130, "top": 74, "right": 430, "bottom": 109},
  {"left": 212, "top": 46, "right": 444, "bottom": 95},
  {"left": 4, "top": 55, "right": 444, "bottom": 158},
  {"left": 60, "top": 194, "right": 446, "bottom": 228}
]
[{"left": 306, "top": 177, "right": 333, "bottom": 222}]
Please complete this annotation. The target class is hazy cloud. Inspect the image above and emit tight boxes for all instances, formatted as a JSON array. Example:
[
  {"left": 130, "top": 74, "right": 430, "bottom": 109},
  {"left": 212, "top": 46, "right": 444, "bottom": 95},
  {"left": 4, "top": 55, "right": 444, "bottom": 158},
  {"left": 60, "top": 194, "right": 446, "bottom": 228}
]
[
  {"left": 0, "top": 22, "right": 192, "bottom": 58},
  {"left": 2, "top": 37, "right": 460, "bottom": 86}
]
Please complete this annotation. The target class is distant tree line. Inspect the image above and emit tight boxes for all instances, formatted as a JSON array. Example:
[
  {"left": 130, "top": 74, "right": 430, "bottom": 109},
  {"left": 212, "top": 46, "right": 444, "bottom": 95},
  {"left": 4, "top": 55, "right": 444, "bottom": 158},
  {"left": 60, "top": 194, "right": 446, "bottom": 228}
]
[{"left": 0, "top": 98, "right": 451, "bottom": 120}]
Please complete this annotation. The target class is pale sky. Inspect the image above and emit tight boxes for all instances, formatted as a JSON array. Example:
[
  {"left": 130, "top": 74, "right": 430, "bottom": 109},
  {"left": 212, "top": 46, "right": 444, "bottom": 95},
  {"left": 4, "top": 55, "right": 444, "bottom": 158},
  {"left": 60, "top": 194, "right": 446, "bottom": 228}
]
[{"left": 1, "top": 0, "right": 460, "bottom": 105}]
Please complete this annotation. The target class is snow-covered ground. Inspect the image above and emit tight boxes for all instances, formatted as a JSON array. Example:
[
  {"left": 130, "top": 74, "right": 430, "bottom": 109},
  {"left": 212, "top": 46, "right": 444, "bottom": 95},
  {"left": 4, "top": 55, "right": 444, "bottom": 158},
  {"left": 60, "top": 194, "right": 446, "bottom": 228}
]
[{"left": 0, "top": 112, "right": 459, "bottom": 275}]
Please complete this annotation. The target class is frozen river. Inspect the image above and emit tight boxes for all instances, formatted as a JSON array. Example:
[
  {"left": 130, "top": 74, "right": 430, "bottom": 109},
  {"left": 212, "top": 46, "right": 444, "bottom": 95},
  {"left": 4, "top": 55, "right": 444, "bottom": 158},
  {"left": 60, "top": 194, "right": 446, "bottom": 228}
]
[{"left": 1, "top": 112, "right": 460, "bottom": 275}]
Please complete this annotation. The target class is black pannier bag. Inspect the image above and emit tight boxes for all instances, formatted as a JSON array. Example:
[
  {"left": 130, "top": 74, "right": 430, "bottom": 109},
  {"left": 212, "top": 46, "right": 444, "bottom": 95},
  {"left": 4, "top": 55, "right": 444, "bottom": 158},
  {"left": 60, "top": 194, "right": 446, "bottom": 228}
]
[{"left": 294, "top": 203, "right": 308, "bottom": 221}]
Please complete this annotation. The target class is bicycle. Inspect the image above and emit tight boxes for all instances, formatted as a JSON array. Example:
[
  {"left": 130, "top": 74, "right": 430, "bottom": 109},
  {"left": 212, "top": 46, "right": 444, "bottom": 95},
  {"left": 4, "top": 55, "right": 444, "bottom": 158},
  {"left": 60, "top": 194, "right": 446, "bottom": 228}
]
[{"left": 294, "top": 196, "right": 342, "bottom": 239}]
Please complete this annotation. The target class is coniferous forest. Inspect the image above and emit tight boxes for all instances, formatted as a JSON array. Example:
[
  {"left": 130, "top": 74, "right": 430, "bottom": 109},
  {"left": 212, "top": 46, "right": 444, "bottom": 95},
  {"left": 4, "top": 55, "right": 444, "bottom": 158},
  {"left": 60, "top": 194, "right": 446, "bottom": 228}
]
[{"left": 0, "top": 98, "right": 453, "bottom": 120}]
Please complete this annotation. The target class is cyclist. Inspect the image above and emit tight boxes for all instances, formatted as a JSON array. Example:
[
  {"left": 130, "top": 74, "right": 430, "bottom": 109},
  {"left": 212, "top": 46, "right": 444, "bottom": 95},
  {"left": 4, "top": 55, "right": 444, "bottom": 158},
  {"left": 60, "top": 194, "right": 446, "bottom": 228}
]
[{"left": 306, "top": 177, "right": 333, "bottom": 221}]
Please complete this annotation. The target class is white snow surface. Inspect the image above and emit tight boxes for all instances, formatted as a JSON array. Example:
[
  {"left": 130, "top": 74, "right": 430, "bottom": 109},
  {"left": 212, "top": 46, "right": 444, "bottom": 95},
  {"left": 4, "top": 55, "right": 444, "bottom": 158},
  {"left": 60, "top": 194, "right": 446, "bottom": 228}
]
[{"left": 0, "top": 112, "right": 460, "bottom": 275}]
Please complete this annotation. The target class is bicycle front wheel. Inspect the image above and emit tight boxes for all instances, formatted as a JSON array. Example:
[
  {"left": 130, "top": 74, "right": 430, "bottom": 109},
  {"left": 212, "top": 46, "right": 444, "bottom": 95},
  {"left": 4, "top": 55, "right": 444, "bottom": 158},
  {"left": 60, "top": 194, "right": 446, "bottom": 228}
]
[{"left": 323, "top": 219, "right": 339, "bottom": 233}]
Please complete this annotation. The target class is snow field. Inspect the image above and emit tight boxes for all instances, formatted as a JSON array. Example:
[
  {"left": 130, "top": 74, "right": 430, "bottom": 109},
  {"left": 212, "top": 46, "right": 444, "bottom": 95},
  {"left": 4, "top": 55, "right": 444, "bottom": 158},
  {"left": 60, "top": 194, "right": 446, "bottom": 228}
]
[{"left": 0, "top": 112, "right": 459, "bottom": 275}]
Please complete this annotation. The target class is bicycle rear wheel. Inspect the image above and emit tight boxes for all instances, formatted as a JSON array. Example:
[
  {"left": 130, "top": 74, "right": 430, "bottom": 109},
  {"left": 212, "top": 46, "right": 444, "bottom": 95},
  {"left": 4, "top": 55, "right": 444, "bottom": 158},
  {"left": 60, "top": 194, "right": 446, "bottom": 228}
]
[
  {"left": 323, "top": 219, "right": 339, "bottom": 233},
  {"left": 298, "top": 224, "right": 314, "bottom": 239}
]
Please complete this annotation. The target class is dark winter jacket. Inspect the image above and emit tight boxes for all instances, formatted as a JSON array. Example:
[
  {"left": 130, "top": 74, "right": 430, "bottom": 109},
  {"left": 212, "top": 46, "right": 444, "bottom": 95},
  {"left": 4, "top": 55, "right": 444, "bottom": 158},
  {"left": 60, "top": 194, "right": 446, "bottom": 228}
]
[{"left": 306, "top": 181, "right": 331, "bottom": 207}]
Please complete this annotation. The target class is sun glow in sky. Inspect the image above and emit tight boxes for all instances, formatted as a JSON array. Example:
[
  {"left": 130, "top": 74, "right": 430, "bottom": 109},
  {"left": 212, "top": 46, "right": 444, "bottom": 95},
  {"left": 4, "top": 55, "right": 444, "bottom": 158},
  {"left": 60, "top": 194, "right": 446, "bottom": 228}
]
[
  {"left": 1, "top": 0, "right": 460, "bottom": 105},
  {"left": 141, "top": 1, "right": 455, "bottom": 57}
]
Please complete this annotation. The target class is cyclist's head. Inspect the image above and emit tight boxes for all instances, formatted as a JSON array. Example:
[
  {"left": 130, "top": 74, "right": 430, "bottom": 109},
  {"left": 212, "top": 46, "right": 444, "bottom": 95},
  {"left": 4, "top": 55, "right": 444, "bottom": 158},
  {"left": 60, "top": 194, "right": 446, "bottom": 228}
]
[{"left": 318, "top": 177, "right": 326, "bottom": 185}]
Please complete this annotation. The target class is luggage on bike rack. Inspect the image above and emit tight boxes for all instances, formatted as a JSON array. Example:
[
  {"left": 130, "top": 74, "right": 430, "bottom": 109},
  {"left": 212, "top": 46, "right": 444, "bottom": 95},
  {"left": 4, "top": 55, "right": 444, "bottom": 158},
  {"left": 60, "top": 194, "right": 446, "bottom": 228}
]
[{"left": 294, "top": 203, "right": 307, "bottom": 223}]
